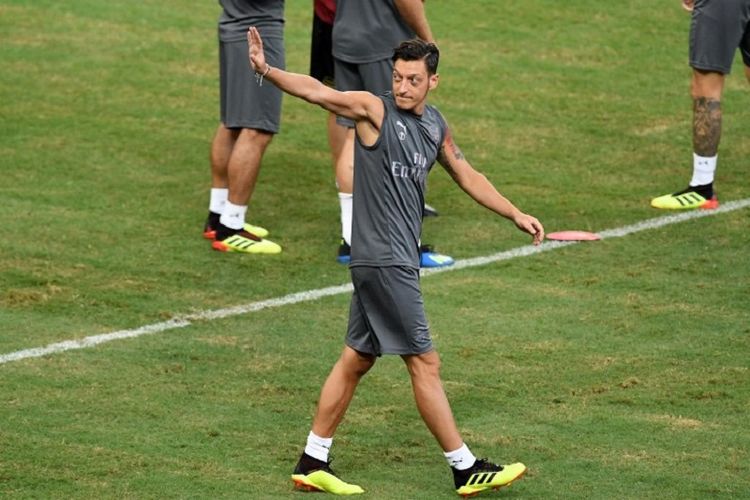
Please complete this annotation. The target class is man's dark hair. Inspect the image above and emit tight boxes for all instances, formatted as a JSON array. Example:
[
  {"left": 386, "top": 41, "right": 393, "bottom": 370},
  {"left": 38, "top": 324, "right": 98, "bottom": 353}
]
[{"left": 392, "top": 39, "right": 440, "bottom": 75}]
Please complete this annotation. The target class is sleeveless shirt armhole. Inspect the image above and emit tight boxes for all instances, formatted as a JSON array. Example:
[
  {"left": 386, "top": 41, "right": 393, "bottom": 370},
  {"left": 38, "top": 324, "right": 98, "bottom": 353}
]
[{"left": 355, "top": 95, "right": 388, "bottom": 152}]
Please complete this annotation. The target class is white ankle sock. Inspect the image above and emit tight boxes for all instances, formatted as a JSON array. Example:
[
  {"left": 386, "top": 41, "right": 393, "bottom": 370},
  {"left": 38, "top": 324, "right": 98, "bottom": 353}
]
[
  {"left": 304, "top": 431, "right": 333, "bottom": 462},
  {"left": 444, "top": 443, "right": 476, "bottom": 471},
  {"left": 209, "top": 188, "right": 228, "bottom": 214},
  {"left": 690, "top": 153, "right": 717, "bottom": 187},
  {"left": 219, "top": 201, "right": 246, "bottom": 231},
  {"left": 338, "top": 192, "right": 353, "bottom": 245}
]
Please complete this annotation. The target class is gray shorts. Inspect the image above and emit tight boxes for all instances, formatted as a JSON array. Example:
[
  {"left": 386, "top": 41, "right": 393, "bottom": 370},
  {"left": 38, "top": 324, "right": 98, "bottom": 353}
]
[
  {"left": 219, "top": 35, "right": 285, "bottom": 132},
  {"left": 346, "top": 266, "right": 433, "bottom": 356},
  {"left": 689, "top": 0, "right": 750, "bottom": 73},
  {"left": 334, "top": 57, "right": 393, "bottom": 127}
]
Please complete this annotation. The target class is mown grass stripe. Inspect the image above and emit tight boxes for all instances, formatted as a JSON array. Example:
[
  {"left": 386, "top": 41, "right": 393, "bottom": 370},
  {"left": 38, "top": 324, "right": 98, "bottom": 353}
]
[{"left": 2, "top": 198, "right": 748, "bottom": 366}]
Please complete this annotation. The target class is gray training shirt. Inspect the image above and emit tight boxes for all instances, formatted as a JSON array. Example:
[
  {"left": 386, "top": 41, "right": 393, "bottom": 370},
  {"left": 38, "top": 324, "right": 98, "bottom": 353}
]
[
  {"left": 350, "top": 93, "right": 448, "bottom": 269},
  {"left": 332, "top": 0, "right": 415, "bottom": 64},
  {"left": 218, "top": 0, "right": 284, "bottom": 42}
]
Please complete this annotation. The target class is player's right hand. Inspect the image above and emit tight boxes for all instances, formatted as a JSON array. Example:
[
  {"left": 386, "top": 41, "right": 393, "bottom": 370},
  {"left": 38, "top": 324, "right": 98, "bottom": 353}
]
[
  {"left": 247, "top": 27, "right": 267, "bottom": 74},
  {"left": 681, "top": 0, "right": 694, "bottom": 12}
]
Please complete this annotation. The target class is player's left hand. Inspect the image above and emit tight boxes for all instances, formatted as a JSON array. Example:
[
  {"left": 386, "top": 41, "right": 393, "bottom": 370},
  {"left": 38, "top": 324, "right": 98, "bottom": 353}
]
[
  {"left": 247, "top": 27, "right": 267, "bottom": 74},
  {"left": 513, "top": 213, "right": 545, "bottom": 245}
]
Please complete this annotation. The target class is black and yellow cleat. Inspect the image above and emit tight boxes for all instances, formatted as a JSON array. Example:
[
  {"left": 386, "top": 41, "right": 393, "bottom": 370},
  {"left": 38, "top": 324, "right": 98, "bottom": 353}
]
[
  {"left": 650, "top": 186, "right": 718, "bottom": 210},
  {"left": 291, "top": 453, "right": 364, "bottom": 495},
  {"left": 212, "top": 229, "right": 281, "bottom": 254},
  {"left": 203, "top": 213, "right": 269, "bottom": 240},
  {"left": 453, "top": 459, "right": 526, "bottom": 497}
]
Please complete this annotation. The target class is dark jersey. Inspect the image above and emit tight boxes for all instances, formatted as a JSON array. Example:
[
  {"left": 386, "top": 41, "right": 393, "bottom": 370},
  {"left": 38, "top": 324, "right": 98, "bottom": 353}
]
[
  {"left": 350, "top": 93, "right": 448, "bottom": 269},
  {"left": 218, "top": 0, "right": 284, "bottom": 42},
  {"left": 332, "top": 0, "right": 415, "bottom": 64}
]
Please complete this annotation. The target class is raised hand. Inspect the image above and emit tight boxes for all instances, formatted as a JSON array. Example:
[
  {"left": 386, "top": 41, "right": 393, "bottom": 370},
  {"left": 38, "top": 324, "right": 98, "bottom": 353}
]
[{"left": 247, "top": 27, "right": 267, "bottom": 74}]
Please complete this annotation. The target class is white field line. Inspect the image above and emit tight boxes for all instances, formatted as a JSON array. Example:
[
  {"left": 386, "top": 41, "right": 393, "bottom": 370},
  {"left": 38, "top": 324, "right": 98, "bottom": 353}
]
[{"left": 2, "top": 198, "right": 749, "bottom": 366}]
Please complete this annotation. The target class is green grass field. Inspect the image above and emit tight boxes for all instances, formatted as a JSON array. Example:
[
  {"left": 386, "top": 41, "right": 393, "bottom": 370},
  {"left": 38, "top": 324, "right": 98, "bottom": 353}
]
[{"left": 1, "top": 0, "right": 749, "bottom": 498}]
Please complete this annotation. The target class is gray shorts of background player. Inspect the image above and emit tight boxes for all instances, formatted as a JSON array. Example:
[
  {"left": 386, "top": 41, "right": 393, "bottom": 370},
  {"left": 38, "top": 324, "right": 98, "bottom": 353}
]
[
  {"left": 346, "top": 266, "right": 434, "bottom": 356},
  {"left": 333, "top": 57, "right": 393, "bottom": 128},
  {"left": 689, "top": 0, "right": 750, "bottom": 73},
  {"left": 219, "top": 32, "right": 285, "bottom": 132}
]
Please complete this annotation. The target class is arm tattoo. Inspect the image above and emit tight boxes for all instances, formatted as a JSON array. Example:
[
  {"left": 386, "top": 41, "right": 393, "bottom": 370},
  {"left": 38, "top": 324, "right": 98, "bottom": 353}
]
[
  {"left": 437, "top": 143, "right": 461, "bottom": 181},
  {"left": 438, "top": 129, "right": 465, "bottom": 181},
  {"left": 693, "top": 97, "right": 722, "bottom": 157},
  {"left": 448, "top": 135, "right": 465, "bottom": 161}
]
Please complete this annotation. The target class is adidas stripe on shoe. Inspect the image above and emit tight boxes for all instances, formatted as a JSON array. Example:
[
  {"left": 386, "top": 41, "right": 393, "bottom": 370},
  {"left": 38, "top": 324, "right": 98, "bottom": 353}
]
[
  {"left": 650, "top": 187, "right": 719, "bottom": 210},
  {"left": 203, "top": 220, "right": 270, "bottom": 240},
  {"left": 212, "top": 230, "right": 281, "bottom": 254},
  {"left": 453, "top": 459, "right": 526, "bottom": 497}
]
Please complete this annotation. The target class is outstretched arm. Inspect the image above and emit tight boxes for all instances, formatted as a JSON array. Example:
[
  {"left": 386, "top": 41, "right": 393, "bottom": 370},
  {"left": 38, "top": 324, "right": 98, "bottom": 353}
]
[
  {"left": 247, "top": 27, "right": 383, "bottom": 131},
  {"left": 437, "top": 128, "right": 545, "bottom": 245}
]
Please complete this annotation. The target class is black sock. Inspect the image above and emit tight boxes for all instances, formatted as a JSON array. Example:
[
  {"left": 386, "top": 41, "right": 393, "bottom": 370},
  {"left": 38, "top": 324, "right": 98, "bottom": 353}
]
[
  {"left": 689, "top": 183, "right": 714, "bottom": 199},
  {"left": 294, "top": 453, "right": 328, "bottom": 474},
  {"left": 207, "top": 211, "right": 221, "bottom": 228},
  {"left": 214, "top": 221, "right": 240, "bottom": 241}
]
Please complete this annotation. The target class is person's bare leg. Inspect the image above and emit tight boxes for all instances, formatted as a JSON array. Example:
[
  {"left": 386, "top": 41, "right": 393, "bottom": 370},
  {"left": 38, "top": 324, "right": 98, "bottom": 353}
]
[
  {"left": 334, "top": 127, "right": 355, "bottom": 195},
  {"left": 402, "top": 350, "right": 463, "bottom": 452},
  {"left": 327, "top": 113, "right": 348, "bottom": 173},
  {"left": 226, "top": 128, "right": 274, "bottom": 205},
  {"left": 210, "top": 124, "right": 238, "bottom": 189},
  {"left": 311, "top": 346, "right": 376, "bottom": 438},
  {"left": 690, "top": 69, "right": 725, "bottom": 157},
  {"left": 334, "top": 127, "right": 355, "bottom": 248}
]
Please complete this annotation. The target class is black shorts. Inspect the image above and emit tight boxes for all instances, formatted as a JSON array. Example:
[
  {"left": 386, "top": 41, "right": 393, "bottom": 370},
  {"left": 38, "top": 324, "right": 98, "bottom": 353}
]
[
  {"left": 346, "top": 266, "right": 433, "bottom": 356},
  {"left": 689, "top": 0, "right": 750, "bottom": 73},
  {"left": 310, "top": 14, "right": 335, "bottom": 87},
  {"left": 219, "top": 35, "right": 285, "bottom": 132}
]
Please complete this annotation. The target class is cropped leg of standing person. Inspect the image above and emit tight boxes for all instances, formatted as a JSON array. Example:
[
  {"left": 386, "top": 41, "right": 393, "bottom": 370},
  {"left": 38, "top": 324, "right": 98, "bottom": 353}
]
[
  {"left": 651, "top": 0, "right": 750, "bottom": 210},
  {"left": 207, "top": 124, "right": 274, "bottom": 235},
  {"left": 309, "top": 2, "right": 355, "bottom": 261}
]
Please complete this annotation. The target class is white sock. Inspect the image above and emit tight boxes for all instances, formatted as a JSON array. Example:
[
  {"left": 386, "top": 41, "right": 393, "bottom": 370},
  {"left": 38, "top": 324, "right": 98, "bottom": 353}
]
[
  {"left": 304, "top": 431, "right": 333, "bottom": 462},
  {"left": 209, "top": 188, "right": 228, "bottom": 214},
  {"left": 444, "top": 443, "right": 476, "bottom": 471},
  {"left": 690, "top": 153, "right": 717, "bottom": 186},
  {"left": 219, "top": 201, "right": 246, "bottom": 231},
  {"left": 338, "top": 192, "right": 353, "bottom": 245}
]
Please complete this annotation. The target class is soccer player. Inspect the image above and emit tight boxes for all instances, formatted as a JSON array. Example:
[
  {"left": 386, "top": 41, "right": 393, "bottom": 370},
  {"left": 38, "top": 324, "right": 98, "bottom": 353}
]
[
  {"left": 651, "top": 0, "right": 750, "bottom": 210},
  {"left": 248, "top": 27, "right": 544, "bottom": 496},
  {"left": 202, "top": 0, "right": 284, "bottom": 254}
]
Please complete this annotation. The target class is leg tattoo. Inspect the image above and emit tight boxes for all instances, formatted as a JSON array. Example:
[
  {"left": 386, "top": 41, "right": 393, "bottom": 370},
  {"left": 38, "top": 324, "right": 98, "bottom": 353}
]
[{"left": 692, "top": 97, "right": 722, "bottom": 157}]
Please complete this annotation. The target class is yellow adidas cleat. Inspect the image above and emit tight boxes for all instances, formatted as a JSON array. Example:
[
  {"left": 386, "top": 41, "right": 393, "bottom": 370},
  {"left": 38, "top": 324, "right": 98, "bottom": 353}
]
[
  {"left": 292, "top": 470, "right": 365, "bottom": 495},
  {"left": 211, "top": 230, "right": 281, "bottom": 254},
  {"left": 291, "top": 453, "right": 364, "bottom": 495},
  {"left": 453, "top": 459, "right": 526, "bottom": 498},
  {"left": 650, "top": 188, "right": 719, "bottom": 210}
]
